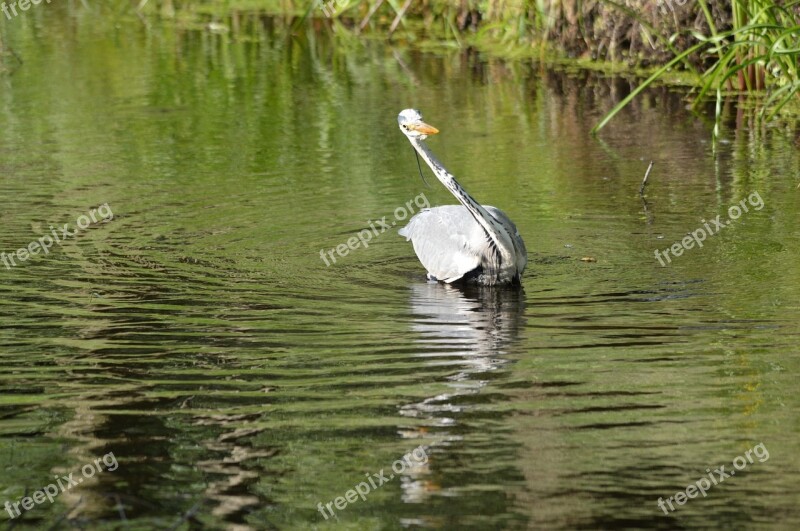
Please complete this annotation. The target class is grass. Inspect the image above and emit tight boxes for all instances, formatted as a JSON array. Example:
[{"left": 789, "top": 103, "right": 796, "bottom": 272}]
[
  {"left": 593, "top": 0, "right": 800, "bottom": 137},
  {"left": 310, "top": 0, "right": 800, "bottom": 134}
]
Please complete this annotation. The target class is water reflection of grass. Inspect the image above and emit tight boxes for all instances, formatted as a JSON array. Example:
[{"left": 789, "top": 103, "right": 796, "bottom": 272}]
[{"left": 120, "top": 1, "right": 799, "bottom": 136}]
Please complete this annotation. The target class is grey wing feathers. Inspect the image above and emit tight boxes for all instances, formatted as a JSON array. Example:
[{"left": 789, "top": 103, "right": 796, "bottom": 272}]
[{"left": 398, "top": 205, "right": 489, "bottom": 282}]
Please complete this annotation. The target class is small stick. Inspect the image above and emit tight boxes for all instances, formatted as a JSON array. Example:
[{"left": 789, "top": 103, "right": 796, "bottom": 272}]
[
  {"left": 639, "top": 160, "right": 654, "bottom": 196},
  {"left": 114, "top": 494, "right": 128, "bottom": 524},
  {"left": 167, "top": 501, "right": 203, "bottom": 531}
]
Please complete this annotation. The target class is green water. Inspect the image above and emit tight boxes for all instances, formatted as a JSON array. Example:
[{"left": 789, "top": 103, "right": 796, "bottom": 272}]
[{"left": 1, "top": 7, "right": 800, "bottom": 531}]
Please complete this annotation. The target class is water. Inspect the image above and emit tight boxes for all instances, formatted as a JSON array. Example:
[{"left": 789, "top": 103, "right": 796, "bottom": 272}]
[{"left": 1, "top": 7, "right": 799, "bottom": 530}]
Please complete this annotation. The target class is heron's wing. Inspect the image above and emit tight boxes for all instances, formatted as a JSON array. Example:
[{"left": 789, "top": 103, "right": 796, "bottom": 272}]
[
  {"left": 485, "top": 206, "right": 528, "bottom": 275},
  {"left": 399, "top": 205, "right": 489, "bottom": 282}
]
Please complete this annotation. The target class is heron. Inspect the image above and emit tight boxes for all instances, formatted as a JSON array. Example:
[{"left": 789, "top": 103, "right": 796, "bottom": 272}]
[{"left": 397, "top": 109, "right": 527, "bottom": 286}]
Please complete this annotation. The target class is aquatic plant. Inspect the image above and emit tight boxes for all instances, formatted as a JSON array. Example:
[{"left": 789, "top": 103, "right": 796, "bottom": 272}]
[{"left": 593, "top": 0, "right": 800, "bottom": 135}]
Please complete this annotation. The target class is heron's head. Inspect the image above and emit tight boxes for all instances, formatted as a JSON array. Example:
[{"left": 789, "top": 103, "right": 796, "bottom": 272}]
[{"left": 398, "top": 109, "right": 439, "bottom": 140}]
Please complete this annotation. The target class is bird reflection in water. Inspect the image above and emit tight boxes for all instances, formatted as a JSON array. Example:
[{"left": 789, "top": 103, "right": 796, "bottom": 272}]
[{"left": 397, "top": 282, "right": 526, "bottom": 504}]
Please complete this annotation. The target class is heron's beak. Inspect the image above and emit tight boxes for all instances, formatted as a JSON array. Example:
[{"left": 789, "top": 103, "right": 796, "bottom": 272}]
[{"left": 409, "top": 121, "right": 439, "bottom": 135}]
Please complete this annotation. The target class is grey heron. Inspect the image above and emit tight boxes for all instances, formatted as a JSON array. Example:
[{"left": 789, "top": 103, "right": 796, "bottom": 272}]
[{"left": 397, "top": 109, "right": 527, "bottom": 286}]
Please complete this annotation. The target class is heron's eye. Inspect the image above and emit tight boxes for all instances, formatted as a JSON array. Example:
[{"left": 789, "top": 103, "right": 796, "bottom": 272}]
[{"left": 402, "top": 124, "right": 409, "bottom": 130}]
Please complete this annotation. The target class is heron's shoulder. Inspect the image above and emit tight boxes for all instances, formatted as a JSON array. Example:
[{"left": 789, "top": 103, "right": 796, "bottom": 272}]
[
  {"left": 484, "top": 206, "right": 520, "bottom": 230},
  {"left": 483, "top": 205, "right": 509, "bottom": 220}
]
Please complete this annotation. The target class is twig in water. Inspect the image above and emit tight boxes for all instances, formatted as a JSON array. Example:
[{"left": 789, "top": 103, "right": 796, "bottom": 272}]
[
  {"left": 639, "top": 160, "right": 654, "bottom": 196},
  {"left": 114, "top": 494, "right": 128, "bottom": 526},
  {"left": 168, "top": 501, "right": 203, "bottom": 531}
]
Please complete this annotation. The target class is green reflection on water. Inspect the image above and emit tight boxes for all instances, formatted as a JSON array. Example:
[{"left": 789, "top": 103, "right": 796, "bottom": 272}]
[{"left": 1, "top": 7, "right": 799, "bottom": 530}]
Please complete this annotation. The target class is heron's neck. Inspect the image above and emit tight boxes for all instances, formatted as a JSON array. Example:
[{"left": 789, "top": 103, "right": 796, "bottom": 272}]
[{"left": 411, "top": 138, "right": 512, "bottom": 258}]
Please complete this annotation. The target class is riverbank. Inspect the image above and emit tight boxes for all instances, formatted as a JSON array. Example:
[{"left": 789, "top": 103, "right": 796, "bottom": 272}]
[
  {"left": 2, "top": 0, "right": 797, "bottom": 132},
  {"left": 125, "top": 0, "right": 799, "bottom": 131},
  {"left": 149, "top": 1, "right": 772, "bottom": 64}
]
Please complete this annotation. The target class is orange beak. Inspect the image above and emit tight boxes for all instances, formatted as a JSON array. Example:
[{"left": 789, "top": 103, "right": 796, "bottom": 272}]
[{"left": 409, "top": 122, "right": 439, "bottom": 135}]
